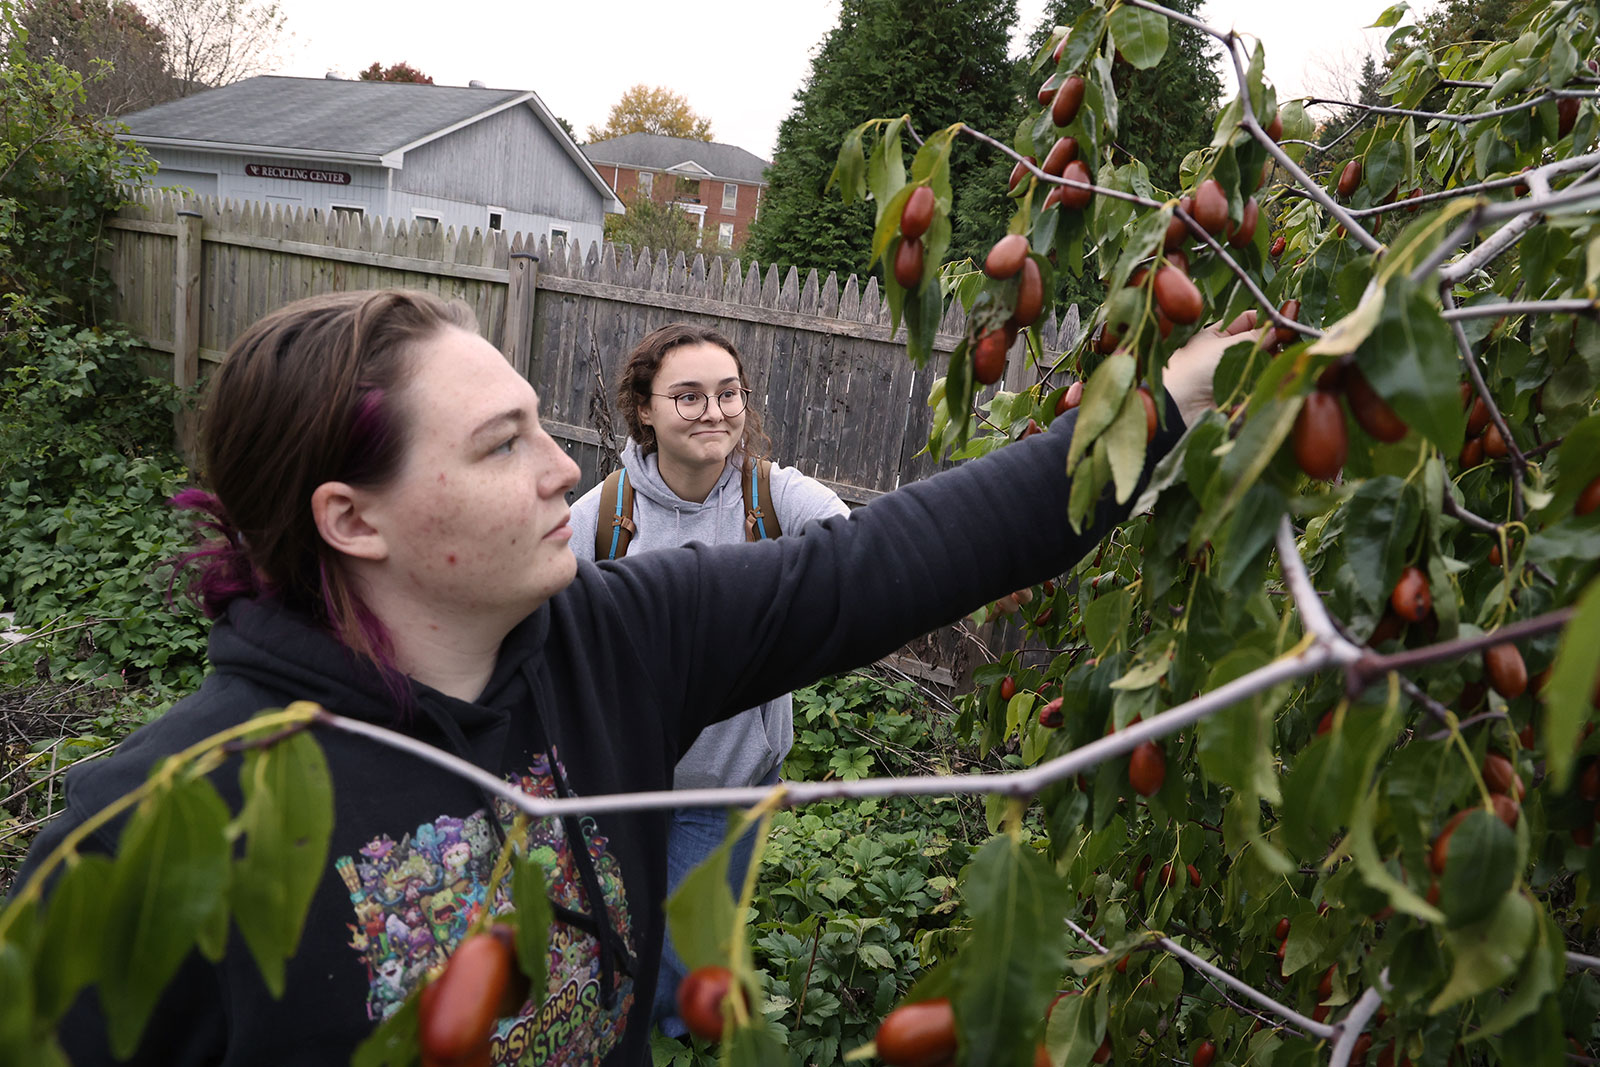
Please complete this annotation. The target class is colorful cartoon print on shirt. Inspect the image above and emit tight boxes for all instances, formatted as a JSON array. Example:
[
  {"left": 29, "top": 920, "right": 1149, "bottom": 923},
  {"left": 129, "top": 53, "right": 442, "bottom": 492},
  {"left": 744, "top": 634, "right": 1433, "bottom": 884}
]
[{"left": 335, "top": 751, "right": 636, "bottom": 1064}]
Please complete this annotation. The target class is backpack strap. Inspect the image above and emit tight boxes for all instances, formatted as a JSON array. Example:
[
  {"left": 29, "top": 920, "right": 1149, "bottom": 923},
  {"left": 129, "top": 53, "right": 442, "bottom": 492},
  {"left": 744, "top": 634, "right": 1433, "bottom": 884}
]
[
  {"left": 743, "top": 459, "right": 782, "bottom": 542},
  {"left": 596, "top": 469, "right": 637, "bottom": 560}
]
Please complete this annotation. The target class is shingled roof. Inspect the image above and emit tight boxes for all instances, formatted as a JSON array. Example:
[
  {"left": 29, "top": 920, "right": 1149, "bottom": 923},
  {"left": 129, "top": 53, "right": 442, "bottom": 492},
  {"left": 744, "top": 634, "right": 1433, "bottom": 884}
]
[
  {"left": 117, "top": 75, "right": 622, "bottom": 210},
  {"left": 582, "top": 133, "right": 770, "bottom": 184},
  {"left": 119, "top": 76, "right": 543, "bottom": 159}
]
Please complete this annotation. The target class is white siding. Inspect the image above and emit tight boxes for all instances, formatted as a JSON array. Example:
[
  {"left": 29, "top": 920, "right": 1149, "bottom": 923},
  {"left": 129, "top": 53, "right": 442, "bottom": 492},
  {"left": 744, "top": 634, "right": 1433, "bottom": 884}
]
[
  {"left": 386, "top": 189, "right": 601, "bottom": 248},
  {"left": 392, "top": 104, "right": 605, "bottom": 226},
  {"left": 135, "top": 122, "right": 604, "bottom": 247},
  {"left": 142, "top": 147, "right": 391, "bottom": 219}
]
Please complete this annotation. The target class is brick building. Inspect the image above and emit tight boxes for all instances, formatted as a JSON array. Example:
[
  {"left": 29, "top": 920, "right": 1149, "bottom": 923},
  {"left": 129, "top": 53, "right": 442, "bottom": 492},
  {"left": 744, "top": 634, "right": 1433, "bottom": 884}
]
[{"left": 582, "top": 133, "right": 769, "bottom": 250}]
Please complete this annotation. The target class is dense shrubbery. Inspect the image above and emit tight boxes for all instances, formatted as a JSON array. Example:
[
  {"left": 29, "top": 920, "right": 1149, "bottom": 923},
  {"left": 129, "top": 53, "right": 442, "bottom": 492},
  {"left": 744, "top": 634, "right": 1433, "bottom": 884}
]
[
  {"left": 651, "top": 671, "right": 1007, "bottom": 1066},
  {"left": 0, "top": 0, "right": 202, "bottom": 694}
]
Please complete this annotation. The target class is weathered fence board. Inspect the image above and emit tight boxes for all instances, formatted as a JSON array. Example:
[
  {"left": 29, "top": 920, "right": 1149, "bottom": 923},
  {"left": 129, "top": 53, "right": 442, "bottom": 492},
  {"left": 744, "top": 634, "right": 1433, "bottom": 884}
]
[{"left": 105, "top": 188, "right": 1086, "bottom": 687}]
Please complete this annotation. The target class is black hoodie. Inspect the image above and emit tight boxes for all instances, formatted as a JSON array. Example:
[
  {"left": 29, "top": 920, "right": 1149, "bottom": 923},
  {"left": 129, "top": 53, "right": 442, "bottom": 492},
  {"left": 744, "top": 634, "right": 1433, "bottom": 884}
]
[{"left": 15, "top": 404, "right": 1180, "bottom": 1065}]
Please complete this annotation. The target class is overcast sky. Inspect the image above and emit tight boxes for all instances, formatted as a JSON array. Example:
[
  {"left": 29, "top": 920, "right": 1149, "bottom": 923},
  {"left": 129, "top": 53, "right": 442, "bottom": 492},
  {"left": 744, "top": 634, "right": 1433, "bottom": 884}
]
[{"left": 268, "top": 1, "right": 1399, "bottom": 159}]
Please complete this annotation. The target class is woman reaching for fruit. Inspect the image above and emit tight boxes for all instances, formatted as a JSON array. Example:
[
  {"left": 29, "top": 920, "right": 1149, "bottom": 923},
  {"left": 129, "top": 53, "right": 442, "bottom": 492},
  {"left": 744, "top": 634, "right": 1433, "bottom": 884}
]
[{"left": 19, "top": 288, "right": 1231, "bottom": 1066}]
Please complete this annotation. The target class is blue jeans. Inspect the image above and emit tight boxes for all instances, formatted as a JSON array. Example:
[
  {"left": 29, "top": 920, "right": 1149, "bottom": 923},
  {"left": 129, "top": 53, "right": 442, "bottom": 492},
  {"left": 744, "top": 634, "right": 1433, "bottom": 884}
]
[{"left": 652, "top": 767, "right": 781, "bottom": 1038}]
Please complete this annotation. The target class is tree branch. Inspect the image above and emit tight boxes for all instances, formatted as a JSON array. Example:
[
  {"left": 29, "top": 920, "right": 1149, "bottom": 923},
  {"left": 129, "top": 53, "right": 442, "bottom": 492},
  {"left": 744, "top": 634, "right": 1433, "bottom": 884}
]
[
  {"left": 1327, "top": 976, "right": 1388, "bottom": 1067},
  {"left": 1301, "top": 90, "right": 1599, "bottom": 125},
  {"left": 1349, "top": 608, "right": 1576, "bottom": 691},
  {"left": 1440, "top": 299, "right": 1598, "bottom": 321},
  {"left": 313, "top": 640, "right": 1339, "bottom": 817}
]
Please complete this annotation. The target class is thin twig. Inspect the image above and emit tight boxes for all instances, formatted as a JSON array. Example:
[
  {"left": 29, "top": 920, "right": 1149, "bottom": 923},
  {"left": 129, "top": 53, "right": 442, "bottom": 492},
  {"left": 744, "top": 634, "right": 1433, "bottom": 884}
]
[
  {"left": 1300, "top": 91, "right": 1597, "bottom": 125},
  {"left": 1153, "top": 929, "right": 1335, "bottom": 1039},
  {"left": 1275, "top": 519, "right": 1351, "bottom": 652},
  {"left": 1441, "top": 299, "right": 1597, "bottom": 320},
  {"left": 958, "top": 126, "right": 1160, "bottom": 211},
  {"left": 1442, "top": 288, "right": 1528, "bottom": 519},
  {"left": 313, "top": 642, "right": 1338, "bottom": 817},
  {"left": 1427, "top": 710, "right": 1508, "bottom": 741},
  {"left": 1479, "top": 182, "right": 1600, "bottom": 224},
  {"left": 950, "top": 124, "right": 1311, "bottom": 340},
  {"left": 1350, "top": 608, "right": 1577, "bottom": 690}
]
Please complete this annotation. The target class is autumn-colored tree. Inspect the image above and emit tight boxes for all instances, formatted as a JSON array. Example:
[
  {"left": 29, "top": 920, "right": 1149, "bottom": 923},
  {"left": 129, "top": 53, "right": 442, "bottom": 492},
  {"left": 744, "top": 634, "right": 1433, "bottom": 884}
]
[
  {"left": 18, "top": 0, "right": 174, "bottom": 115},
  {"left": 357, "top": 61, "right": 433, "bottom": 84},
  {"left": 585, "top": 84, "right": 713, "bottom": 142}
]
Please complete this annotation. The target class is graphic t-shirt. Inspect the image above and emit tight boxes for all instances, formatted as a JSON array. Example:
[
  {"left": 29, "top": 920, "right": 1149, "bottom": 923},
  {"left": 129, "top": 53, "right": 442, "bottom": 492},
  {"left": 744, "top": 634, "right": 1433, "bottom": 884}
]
[{"left": 339, "top": 752, "right": 635, "bottom": 1064}]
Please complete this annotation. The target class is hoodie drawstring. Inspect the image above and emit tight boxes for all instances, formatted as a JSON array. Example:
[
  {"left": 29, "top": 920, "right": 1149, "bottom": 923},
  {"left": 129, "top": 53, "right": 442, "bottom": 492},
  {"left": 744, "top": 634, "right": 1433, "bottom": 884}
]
[
  {"left": 417, "top": 677, "right": 634, "bottom": 1007},
  {"left": 519, "top": 660, "right": 637, "bottom": 1007}
]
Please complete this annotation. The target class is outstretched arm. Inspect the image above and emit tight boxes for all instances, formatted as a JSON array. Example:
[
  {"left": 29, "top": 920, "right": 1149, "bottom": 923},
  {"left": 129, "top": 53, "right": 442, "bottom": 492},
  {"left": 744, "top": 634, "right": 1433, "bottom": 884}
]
[{"left": 585, "top": 326, "right": 1232, "bottom": 746}]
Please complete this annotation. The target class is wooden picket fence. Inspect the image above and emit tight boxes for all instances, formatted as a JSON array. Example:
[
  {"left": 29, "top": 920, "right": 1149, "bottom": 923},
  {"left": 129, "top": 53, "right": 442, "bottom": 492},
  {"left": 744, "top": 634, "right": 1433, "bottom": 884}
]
[{"left": 104, "top": 188, "right": 1085, "bottom": 683}]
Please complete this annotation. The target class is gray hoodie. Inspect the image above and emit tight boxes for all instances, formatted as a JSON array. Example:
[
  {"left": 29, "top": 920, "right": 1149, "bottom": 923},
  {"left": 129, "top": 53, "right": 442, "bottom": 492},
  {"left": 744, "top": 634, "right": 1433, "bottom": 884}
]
[{"left": 569, "top": 439, "right": 850, "bottom": 789}]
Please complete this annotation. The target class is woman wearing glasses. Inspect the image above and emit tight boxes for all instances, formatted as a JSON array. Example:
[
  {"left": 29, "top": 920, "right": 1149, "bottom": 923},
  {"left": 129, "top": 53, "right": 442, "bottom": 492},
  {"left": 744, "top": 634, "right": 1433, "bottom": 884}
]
[{"left": 568, "top": 322, "right": 848, "bottom": 1037}]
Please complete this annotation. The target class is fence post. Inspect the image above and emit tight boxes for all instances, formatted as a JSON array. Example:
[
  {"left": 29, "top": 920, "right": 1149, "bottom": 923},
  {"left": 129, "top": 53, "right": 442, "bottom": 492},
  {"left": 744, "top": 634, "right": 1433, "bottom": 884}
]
[
  {"left": 173, "top": 207, "right": 204, "bottom": 465},
  {"left": 504, "top": 250, "right": 539, "bottom": 378}
]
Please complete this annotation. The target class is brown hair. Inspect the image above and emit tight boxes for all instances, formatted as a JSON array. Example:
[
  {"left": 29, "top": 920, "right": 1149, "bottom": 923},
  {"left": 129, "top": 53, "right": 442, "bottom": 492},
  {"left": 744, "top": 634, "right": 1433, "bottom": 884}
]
[
  {"left": 180, "top": 289, "right": 477, "bottom": 663},
  {"left": 615, "top": 322, "right": 771, "bottom": 461}
]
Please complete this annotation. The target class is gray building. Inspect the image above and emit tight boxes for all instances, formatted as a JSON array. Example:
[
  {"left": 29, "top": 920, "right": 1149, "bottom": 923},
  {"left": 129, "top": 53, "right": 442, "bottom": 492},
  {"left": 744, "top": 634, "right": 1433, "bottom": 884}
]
[{"left": 117, "top": 76, "right": 623, "bottom": 246}]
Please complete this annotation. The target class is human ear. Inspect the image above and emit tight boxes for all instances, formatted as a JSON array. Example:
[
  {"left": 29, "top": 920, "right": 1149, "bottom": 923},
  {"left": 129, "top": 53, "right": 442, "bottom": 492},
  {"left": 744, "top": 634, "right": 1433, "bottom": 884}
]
[
  {"left": 311, "top": 481, "right": 388, "bottom": 562},
  {"left": 637, "top": 394, "right": 653, "bottom": 428}
]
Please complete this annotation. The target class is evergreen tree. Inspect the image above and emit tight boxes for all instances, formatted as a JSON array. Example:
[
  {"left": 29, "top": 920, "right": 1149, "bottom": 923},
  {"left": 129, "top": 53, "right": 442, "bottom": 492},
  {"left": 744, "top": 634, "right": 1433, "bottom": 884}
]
[
  {"left": 1016, "top": 0, "right": 1221, "bottom": 310},
  {"left": 745, "top": 0, "right": 1018, "bottom": 279},
  {"left": 1023, "top": 0, "right": 1220, "bottom": 194}
]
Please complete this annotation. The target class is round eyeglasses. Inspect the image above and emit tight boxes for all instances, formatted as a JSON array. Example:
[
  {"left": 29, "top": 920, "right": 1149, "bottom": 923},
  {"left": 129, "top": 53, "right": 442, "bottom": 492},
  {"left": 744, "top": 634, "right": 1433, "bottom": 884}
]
[{"left": 652, "top": 387, "right": 751, "bottom": 421}]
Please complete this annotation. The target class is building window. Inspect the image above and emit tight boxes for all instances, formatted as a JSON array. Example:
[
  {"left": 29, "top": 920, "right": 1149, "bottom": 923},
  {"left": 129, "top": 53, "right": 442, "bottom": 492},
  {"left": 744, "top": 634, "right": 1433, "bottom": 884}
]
[
  {"left": 637, "top": 171, "right": 654, "bottom": 196},
  {"left": 718, "top": 222, "right": 734, "bottom": 249},
  {"left": 487, "top": 209, "right": 505, "bottom": 231},
  {"left": 722, "top": 182, "right": 738, "bottom": 212},
  {"left": 551, "top": 226, "right": 570, "bottom": 249},
  {"left": 412, "top": 211, "right": 441, "bottom": 235},
  {"left": 331, "top": 205, "right": 363, "bottom": 223}
]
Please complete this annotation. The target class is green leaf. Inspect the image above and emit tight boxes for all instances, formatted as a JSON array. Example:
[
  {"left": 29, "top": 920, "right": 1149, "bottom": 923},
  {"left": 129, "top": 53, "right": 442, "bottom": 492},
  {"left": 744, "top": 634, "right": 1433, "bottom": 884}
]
[
  {"left": 1349, "top": 785, "right": 1443, "bottom": 925},
  {"left": 99, "top": 775, "right": 232, "bottom": 1059},
  {"left": 0, "top": 939, "right": 35, "bottom": 1054},
  {"left": 1353, "top": 277, "right": 1466, "bottom": 454},
  {"left": 1308, "top": 278, "right": 1386, "bottom": 357},
  {"left": 1438, "top": 810, "right": 1518, "bottom": 928},
  {"left": 665, "top": 818, "right": 742, "bottom": 971},
  {"left": 950, "top": 836, "right": 1073, "bottom": 1065},
  {"left": 1369, "top": 3, "right": 1410, "bottom": 28},
  {"left": 510, "top": 851, "right": 552, "bottom": 1011},
  {"left": 31, "top": 854, "right": 113, "bottom": 1022},
  {"left": 1341, "top": 477, "right": 1422, "bottom": 615},
  {"left": 725, "top": 1021, "right": 800, "bottom": 1067},
  {"left": 229, "top": 724, "right": 334, "bottom": 998},
  {"left": 1197, "top": 648, "right": 1283, "bottom": 803},
  {"left": 1193, "top": 397, "right": 1299, "bottom": 549},
  {"left": 1213, "top": 482, "right": 1284, "bottom": 594},
  {"left": 1068, "top": 353, "right": 1135, "bottom": 474},
  {"left": 349, "top": 987, "right": 422, "bottom": 1067},
  {"left": 1104, "top": 389, "right": 1149, "bottom": 504},
  {"left": 1543, "top": 577, "right": 1600, "bottom": 791},
  {"left": 1108, "top": 5, "right": 1168, "bottom": 69},
  {"left": 1043, "top": 989, "right": 1099, "bottom": 1065},
  {"left": 827, "top": 123, "right": 869, "bottom": 205},
  {"left": 1059, "top": 8, "right": 1108, "bottom": 74},
  {"left": 866, "top": 117, "right": 906, "bottom": 218},
  {"left": 1430, "top": 892, "right": 1537, "bottom": 1013},
  {"left": 1084, "top": 588, "right": 1132, "bottom": 658},
  {"left": 1472, "top": 902, "right": 1561, "bottom": 1037}
]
